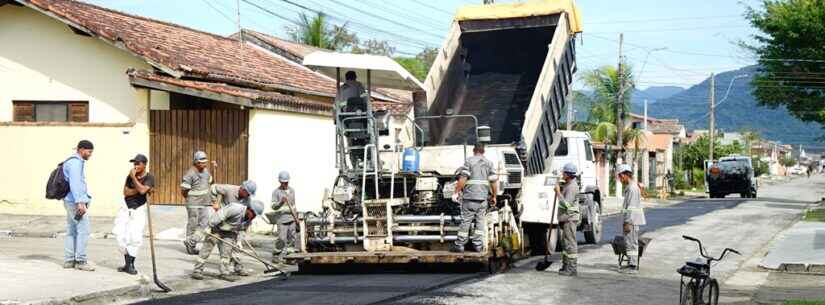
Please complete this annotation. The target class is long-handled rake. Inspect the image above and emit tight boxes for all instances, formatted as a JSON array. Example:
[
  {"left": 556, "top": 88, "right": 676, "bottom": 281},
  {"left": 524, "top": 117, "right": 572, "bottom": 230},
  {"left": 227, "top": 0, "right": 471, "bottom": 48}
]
[{"left": 203, "top": 231, "right": 289, "bottom": 278}]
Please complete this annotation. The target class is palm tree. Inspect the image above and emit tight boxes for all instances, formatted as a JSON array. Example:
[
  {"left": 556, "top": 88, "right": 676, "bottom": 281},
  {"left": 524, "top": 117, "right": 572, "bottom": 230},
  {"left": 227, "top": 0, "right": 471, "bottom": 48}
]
[
  {"left": 582, "top": 64, "right": 635, "bottom": 125},
  {"left": 742, "top": 130, "right": 761, "bottom": 157},
  {"left": 623, "top": 127, "right": 644, "bottom": 175},
  {"left": 288, "top": 12, "right": 353, "bottom": 51}
]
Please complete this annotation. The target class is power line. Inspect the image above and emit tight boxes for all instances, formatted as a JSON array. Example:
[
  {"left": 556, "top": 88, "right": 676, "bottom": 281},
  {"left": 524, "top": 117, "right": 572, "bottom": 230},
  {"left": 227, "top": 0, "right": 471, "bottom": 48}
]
[
  {"left": 276, "top": 0, "right": 437, "bottom": 48},
  {"left": 585, "top": 14, "right": 741, "bottom": 25},
  {"left": 361, "top": 0, "right": 448, "bottom": 31},
  {"left": 590, "top": 24, "right": 749, "bottom": 34},
  {"left": 201, "top": 0, "right": 238, "bottom": 25},
  {"left": 324, "top": 0, "right": 445, "bottom": 40},
  {"left": 411, "top": 0, "right": 456, "bottom": 16}
]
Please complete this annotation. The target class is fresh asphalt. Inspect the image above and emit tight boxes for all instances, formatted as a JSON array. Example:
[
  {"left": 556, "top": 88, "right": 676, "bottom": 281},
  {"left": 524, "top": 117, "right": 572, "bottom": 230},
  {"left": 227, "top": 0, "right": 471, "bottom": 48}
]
[{"left": 131, "top": 197, "right": 748, "bottom": 305}]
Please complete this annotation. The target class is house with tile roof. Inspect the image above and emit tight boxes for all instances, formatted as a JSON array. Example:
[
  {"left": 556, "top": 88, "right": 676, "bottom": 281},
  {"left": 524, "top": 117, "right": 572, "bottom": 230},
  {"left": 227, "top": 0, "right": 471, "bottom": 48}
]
[{"left": 0, "top": 0, "right": 414, "bottom": 216}]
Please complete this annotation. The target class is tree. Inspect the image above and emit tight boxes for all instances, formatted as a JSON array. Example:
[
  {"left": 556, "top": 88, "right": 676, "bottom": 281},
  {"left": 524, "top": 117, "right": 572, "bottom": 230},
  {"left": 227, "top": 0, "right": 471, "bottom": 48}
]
[
  {"left": 352, "top": 39, "right": 396, "bottom": 56},
  {"left": 780, "top": 156, "right": 797, "bottom": 168},
  {"left": 395, "top": 48, "right": 440, "bottom": 81},
  {"left": 582, "top": 64, "right": 635, "bottom": 125},
  {"left": 744, "top": 0, "right": 825, "bottom": 126},
  {"left": 742, "top": 130, "right": 762, "bottom": 157},
  {"left": 287, "top": 12, "right": 356, "bottom": 51}
]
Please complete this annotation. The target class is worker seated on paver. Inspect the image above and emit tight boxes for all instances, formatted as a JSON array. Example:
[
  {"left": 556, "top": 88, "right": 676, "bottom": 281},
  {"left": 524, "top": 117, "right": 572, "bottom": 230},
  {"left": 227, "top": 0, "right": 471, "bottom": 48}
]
[{"left": 191, "top": 199, "right": 263, "bottom": 282}]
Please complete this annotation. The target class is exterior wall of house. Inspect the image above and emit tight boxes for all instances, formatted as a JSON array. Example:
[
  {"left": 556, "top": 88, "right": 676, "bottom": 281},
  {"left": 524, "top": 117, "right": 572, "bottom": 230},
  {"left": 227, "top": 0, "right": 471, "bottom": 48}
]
[
  {"left": 247, "top": 108, "right": 337, "bottom": 227},
  {"left": 0, "top": 6, "right": 152, "bottom": 215}
]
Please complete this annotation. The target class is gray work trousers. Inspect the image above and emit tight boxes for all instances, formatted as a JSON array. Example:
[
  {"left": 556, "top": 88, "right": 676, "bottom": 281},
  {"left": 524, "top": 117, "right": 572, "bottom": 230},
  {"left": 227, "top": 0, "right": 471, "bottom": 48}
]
[
  {"left": 273, "top": 221, "right": 297, "bottom": 262},
  {"left": 185, "top": 206, "right": 208, "bottom": 247},
  {"left": 625, "top": 224, "right": 639, "bottom": 266},
  {"left": 194, "top": 230, "right": 237, "bottom": 275},
  {"left": 455, "top": 199, "right": 486, "bottom": 251},
  {"left": 560, "top": 220, "right": 578, "bottom": 260}
]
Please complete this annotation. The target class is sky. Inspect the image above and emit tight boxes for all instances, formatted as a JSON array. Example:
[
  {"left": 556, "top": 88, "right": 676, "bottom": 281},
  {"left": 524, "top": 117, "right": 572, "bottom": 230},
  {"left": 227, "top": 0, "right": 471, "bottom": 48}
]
[{"left": 82, "top": 0, "right": 765, "bottom": 90}]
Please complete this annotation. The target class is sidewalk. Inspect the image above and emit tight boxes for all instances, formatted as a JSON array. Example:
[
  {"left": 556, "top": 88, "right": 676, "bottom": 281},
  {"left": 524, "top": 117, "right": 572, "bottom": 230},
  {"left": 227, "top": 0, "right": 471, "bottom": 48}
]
[
  {"left": 759, "top": 220, "right": 825, "bottom": 272},
  {"left": 0, "top": 206, "right": 283, "bottom": 305}
]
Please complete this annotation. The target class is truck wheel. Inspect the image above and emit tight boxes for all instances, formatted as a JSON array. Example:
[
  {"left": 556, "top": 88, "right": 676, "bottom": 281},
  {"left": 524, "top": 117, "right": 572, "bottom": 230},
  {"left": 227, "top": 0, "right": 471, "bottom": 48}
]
[{"left": 584, "top": 205, "right": 602, "bottom": 244}]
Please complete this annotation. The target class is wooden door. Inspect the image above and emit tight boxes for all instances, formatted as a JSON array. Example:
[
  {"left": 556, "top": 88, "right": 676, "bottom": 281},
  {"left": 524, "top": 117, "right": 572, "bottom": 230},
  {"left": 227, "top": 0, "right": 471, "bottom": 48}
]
[{"left": 149, "top": 109, "right": 248, "bottom": 205}]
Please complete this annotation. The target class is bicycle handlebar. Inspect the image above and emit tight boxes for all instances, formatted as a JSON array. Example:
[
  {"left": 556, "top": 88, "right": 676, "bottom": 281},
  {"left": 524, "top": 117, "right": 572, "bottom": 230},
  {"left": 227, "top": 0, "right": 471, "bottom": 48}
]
[{"left": 683, "top": 235, "right": 741, "bottom": 262}]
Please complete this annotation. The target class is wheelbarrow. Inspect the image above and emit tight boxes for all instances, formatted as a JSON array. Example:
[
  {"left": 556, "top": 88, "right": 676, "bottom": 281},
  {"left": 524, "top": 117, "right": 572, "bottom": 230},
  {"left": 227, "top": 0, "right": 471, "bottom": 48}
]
[{"left": 611, "top": 235, "right": 652, "bottom": 270}]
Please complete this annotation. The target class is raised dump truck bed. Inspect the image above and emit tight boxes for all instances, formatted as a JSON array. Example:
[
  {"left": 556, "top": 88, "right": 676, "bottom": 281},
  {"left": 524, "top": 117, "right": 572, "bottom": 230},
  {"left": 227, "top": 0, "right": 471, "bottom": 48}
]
[{"left": 288, "top": 0, "right": 582, "bottom": 272}]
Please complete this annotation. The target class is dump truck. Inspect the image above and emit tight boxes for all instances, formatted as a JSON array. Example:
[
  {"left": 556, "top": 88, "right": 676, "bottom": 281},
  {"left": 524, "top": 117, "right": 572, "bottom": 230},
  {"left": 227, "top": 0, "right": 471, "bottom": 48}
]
[{"left": 288, "top": 0, "right": 583, "bottom": 272}]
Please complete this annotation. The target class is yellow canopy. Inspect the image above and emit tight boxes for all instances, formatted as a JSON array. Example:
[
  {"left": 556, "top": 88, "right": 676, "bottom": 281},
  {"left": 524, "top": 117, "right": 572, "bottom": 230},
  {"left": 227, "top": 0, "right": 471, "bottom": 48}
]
[{"left": 455, "top": 0, "right": 583, "bottom": 33}]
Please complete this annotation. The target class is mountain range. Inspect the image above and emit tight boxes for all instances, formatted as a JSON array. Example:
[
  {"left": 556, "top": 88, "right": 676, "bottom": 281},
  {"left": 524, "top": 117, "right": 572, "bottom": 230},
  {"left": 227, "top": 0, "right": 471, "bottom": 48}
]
[{"left": 575, "top": 65, "right": 822, "bottom": 146}]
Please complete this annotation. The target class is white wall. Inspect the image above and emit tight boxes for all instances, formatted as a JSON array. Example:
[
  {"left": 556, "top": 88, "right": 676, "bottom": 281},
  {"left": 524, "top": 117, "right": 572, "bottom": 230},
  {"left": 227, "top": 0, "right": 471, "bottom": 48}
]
[
  {"left": 248, "top": 109, "right": 337, "bottom": 215},
  {"left": 0, "top": 6, "right": 153, "bottom": 215}
]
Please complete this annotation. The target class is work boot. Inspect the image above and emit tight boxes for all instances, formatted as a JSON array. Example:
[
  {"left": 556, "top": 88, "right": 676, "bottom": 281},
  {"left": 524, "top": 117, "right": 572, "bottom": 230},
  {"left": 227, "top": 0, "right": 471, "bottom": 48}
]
[
  {"left": 449, "top": 244, "right": 465, "bottom": 253},
  {"left": 190, "top": 271, "right": 205, "bottom": 280},
  {"left": 219, "top": 274, "right": 238, "bottom": 282},
  {"left": 560, "top": 258, "right": 577, "bottom": 276},
  {"left": 619, "top": 265, "right": 638, "bottom": 274},
  {"left": 124, "top": 255, "right": 138, "bottom": 275},
  {"left": 559, "top": 257, "right": 569, "bottom": 273},
  {"left": 117, "top": 254, "right": 129, "bottom": 273},
  {"left": 74, "top": 261, "right": 95, "bottom": 272},
  {"left": 63, "top": 261, "right": 76, "bottom": 269},
  {"left": 234, "top": 268, "right": 251, "bottom": 277}
]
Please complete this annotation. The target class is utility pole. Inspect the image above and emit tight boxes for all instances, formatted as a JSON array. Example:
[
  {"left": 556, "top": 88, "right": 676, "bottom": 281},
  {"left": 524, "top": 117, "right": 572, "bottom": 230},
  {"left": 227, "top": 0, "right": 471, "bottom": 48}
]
[
  {"left": 709, "top": 73, "right": 716, "bottom": 162},
  {"left": 616, "top": 33, "right": 625, "bottom": 163},
  {"left": 643, "top": 99, "right": 648, "bottom": 131},
  {"left": 567, "top": 95, "right": 574, "bottom": 130}
]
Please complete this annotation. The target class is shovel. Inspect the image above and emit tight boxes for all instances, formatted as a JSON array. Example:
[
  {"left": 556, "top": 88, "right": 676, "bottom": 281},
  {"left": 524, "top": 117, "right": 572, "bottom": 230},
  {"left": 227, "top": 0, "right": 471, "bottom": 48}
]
[
  {"left": 145, "top": 202, "right": 172, "bottom": 292},
  {"left": 535, "top": 194, "right": 559, "bottom": 271}
]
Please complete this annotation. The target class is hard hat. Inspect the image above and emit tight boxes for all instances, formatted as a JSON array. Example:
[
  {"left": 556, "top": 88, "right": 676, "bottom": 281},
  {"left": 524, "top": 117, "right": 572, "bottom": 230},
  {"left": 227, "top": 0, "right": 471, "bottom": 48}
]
[
  {"left": 617, "top": 164, "right": 632, "bottom": 174},
  {"left": 278, "top": 171, "right": 290, "bottom": 183},
  {"left": 193, "top": 151, "right": 208, "bottom": 163},
  {"left": 562, "top": 163, "right": 578, "bottom": 174},
  {"left": 241, "top": 180, "right": 257, "bottom": 196},
  {"left": 248, "top": 200, "right": 264, "bottom": 216}
]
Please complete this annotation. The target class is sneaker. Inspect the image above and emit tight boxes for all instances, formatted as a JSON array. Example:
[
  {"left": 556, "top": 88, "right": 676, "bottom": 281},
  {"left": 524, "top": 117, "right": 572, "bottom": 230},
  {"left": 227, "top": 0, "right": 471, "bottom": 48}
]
[
  {"left": 191, "top": 272, "right": 205, "bottom": 280},
  {"left": 448, "top": 244, "right": 464, "bottom": 253},
  {"left": 74, "top": 261, "right": 95, "bottom": 272},
  {"left": 63, "top": 261, "right": 76, "bottom": 269},
  {"left": 559, "top": 268, "right": 577, "bottom": 276}
]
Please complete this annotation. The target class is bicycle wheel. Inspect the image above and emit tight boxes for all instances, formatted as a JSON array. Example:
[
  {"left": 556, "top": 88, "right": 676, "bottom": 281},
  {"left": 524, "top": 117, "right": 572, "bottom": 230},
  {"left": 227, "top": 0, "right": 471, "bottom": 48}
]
[
  {"left": 704, "top": 279, "right": 719, "bottom": 305},
  {"left": 680, "top": 281, "right": 697, "bottom": 305}
]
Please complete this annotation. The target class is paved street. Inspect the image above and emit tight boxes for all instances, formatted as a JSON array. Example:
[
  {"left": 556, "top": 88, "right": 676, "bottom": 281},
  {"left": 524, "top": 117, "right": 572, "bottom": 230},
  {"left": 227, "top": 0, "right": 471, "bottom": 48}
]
[{"left": 124, "top": 176, "right": 824, "bottom": 305}]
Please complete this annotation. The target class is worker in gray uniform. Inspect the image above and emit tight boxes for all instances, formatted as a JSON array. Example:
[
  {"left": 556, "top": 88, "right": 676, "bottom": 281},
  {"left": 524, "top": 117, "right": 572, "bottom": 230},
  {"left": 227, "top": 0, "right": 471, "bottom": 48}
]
[
  {"left": 617, "top": 164, "right": 646, "bottom": 274},
  {"left": 450, "top": 144, "right": 498, "bottom": 253},
  {"left": 555, "top": 162, "right": 581, "bottom": 276},
  {"left": 271, "top": 171, "right": 298, "bottom": 263},
  {"left": 210, "top": 180, "right": 256, "bottom": 207},
  {"left": 191, "top": 199, "right": 263, "bottom": 282},
  {"left": 180, "top": 151, "right": 217, "bottom": 255}
]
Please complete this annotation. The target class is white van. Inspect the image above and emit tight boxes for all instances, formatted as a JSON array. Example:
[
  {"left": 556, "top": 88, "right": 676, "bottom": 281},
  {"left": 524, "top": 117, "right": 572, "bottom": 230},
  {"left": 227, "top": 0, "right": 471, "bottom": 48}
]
[{"left": 551, "top": 130, "right": 602, "bottom": 243}]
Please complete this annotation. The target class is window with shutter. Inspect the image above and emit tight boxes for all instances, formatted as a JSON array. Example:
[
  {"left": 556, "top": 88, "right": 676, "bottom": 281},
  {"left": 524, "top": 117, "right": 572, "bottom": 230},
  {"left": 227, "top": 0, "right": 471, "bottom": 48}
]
[{"left": 13, "top": 102, "right": 34, "bottom": 122}]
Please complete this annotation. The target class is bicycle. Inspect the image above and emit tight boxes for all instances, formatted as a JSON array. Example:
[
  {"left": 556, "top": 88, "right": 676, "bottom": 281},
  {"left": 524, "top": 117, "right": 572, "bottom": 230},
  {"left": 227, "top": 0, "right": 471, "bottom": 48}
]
[{"left": 677, "top": 235, "right": 741, "bottom": 305}]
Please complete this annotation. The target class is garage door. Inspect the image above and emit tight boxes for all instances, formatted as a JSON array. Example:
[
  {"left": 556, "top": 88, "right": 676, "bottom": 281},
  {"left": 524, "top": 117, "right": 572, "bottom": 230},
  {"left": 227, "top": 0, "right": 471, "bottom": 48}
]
[{"left": 149, "top": 109, "right": 248, "bottom": 205}]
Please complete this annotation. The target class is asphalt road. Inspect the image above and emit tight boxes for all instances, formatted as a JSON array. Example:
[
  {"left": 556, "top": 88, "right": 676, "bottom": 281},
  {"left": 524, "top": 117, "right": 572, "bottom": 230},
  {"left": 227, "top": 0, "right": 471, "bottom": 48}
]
[{"left": 129, "top": 193, "right": 759, "bottom": 305}]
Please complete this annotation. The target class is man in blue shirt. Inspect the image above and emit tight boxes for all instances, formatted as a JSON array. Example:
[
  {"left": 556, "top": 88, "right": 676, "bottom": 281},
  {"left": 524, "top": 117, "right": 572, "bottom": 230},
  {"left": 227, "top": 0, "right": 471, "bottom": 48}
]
[{"left": 63, "top": 140, "right": 95, "bottom": 271}]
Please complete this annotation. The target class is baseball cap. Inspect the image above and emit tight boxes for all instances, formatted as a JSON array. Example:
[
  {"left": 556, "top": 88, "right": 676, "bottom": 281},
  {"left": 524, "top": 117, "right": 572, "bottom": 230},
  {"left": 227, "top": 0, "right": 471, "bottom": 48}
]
[
  {"left": 617, "top": 164, "right": 633, "bottom": 174},
  {"left": 193, "top": 151, "right": 208, "bottom": 163},
  {"left": 129, "top": 154, "right": 148, "bottom": 164},
  {"left": 241, "top": 180, "right": 257, "bottom": 196}
]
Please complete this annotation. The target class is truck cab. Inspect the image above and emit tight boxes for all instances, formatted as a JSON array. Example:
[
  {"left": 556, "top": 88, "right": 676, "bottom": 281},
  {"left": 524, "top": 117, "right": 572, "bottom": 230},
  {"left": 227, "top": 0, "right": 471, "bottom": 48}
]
[{"left": 546, "top": 131, "right": 602, "bottom": 244}]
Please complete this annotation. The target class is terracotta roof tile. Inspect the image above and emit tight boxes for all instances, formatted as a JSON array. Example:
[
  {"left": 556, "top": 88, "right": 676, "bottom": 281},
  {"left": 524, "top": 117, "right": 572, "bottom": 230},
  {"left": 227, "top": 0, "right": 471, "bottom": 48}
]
[{"left": 21, "top": 0, "right": 336, "bottom": 96}]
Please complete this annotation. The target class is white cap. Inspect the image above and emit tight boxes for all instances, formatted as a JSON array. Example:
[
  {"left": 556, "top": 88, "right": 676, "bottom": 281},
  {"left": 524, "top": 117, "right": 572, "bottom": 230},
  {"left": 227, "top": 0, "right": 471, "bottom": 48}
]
[
  {"left": 278, "top": 171, "right": 290, "bottom": 183},
  {"left": 617, "top": 164, "right": 632, "bottom": 174}
]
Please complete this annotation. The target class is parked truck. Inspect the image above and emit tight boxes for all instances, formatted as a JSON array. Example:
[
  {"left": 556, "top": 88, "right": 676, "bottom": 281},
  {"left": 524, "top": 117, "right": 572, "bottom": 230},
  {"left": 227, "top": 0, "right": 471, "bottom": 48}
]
[
  {"left": 706, "top": 156, "right": 758, "bottom": 198},
  {"left": 288, "top": 0, "right": 583, "bottom": 272}
]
